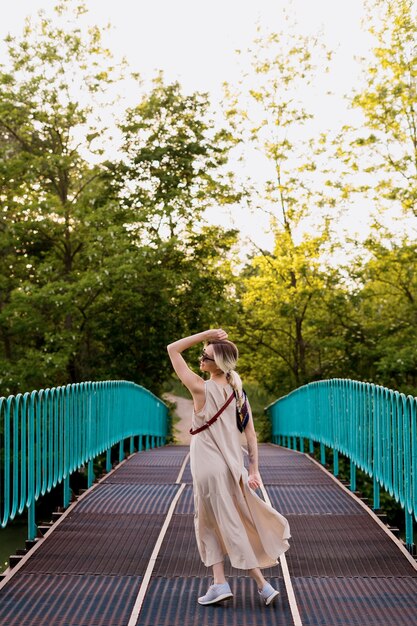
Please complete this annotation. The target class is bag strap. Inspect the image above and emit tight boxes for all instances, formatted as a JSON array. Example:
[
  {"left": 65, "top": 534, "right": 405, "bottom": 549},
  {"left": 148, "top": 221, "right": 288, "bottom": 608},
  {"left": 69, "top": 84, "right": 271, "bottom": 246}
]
[{"left": 189, "top": 391, "right": 235, "bottom": 435}]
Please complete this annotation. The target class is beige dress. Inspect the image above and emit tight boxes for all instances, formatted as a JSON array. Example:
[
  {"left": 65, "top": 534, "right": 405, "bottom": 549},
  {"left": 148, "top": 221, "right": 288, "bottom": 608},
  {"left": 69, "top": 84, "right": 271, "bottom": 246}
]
[{"left": 190, "top": 379, "right": 291, "bottom": 570}]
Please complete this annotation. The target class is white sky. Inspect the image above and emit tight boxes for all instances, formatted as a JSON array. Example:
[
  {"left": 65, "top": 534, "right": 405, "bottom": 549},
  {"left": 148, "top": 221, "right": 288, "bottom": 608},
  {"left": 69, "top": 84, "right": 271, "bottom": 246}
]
[
  {"left": 3, "top": 0, "right": 399, "bottom": 253},
  {"left": 2, "top": 1, "right": 370, "bottom": 86}
]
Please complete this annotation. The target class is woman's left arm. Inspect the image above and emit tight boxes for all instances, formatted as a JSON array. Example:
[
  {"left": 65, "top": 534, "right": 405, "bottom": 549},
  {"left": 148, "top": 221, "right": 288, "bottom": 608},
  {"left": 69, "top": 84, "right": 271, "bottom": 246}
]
[{"left": 244, "top": 407, "right": 262, "bottom": 490}]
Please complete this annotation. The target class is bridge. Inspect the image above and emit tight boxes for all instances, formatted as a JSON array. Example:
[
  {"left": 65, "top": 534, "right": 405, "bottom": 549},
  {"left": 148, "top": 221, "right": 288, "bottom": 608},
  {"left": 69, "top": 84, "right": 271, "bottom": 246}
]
[{"left": 0, "top": 378, "right": 416, "bottom": 625}]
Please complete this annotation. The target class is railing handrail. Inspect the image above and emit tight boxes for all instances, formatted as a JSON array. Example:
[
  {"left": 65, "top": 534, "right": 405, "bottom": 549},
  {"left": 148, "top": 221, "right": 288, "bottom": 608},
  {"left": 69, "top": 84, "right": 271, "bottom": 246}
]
[
  {"left": 0, "top": 379, "right": 168, "bottom": 539},
  {"left": 267, "top": 378, "right": 417, "bottom": 549}
]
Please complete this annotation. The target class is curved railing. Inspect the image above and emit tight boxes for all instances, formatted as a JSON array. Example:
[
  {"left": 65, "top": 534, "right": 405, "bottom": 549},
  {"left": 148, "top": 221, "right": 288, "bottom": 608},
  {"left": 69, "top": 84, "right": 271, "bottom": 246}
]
[
  {"left": 0, "top": 380, "right": 168, "bottom": 539},
  {"left": 266, "top": 378, "right": 416, "bottom": 550}
]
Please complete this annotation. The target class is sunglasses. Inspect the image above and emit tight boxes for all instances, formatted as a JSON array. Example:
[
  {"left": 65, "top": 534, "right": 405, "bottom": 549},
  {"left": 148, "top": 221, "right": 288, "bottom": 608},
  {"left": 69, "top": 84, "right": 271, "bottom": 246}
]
[{"left": 199, "top": 351, "right": 215, "bottom": 362}]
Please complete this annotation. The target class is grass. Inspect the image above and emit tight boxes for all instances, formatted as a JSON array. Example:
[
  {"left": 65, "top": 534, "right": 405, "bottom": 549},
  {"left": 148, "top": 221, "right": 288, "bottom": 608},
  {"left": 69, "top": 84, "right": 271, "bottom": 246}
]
[{"left": 0, "top": 517, "right": 27, "bottom": 573}]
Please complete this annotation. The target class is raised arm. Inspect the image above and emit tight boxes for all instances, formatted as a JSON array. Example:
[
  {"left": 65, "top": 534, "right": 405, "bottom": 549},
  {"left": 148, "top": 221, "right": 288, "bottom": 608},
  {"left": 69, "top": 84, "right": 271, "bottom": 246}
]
[{"left": 167, "top": 328, "right": 228, "bottom": 406}]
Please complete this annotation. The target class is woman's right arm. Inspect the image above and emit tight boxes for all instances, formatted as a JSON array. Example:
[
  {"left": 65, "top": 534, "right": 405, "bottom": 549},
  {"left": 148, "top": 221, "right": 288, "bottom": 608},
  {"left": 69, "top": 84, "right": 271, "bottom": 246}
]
[{"left": 167, "top": 329, "right": 227, "bottom": 398}]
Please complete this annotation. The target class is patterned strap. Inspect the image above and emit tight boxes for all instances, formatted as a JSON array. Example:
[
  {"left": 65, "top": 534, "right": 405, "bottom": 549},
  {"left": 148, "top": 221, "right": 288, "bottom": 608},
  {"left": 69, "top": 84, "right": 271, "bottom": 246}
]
[
  {"left": 236, "top": 389, "right": 250, "bottom": 433},
  {"left": 189, "top": 392, "right": 235, "bottom": 435}
]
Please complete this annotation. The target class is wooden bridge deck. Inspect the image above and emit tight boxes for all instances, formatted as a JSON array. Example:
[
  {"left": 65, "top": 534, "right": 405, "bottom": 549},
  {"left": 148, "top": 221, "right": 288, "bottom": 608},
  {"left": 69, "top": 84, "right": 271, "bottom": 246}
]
[{"left": 0, "top": 444, "right": 416, "bottom": 626}]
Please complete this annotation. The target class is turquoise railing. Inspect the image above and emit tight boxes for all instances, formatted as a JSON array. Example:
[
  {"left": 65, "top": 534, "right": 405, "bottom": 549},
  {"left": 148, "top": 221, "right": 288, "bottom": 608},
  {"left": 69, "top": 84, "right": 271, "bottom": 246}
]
[
  {"left": 0, "top": 380, "right": 168, "bottom": 540},
  {"left": 267, "top": 378, "right": 416, "bottom": 551}
]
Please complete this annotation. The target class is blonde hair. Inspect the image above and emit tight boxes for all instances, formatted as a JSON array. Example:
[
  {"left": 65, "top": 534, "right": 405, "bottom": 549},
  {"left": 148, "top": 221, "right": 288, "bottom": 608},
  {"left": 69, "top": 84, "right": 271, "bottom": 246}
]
[{"left": 206, "top": 339, "right": 244, "bottom": 407}]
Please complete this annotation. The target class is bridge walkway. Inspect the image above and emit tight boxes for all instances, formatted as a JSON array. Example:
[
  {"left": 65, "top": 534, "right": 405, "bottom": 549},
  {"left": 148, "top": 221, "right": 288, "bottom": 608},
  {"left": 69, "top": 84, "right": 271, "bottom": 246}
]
[{"left": 0, "top": 444, "right": 416, "bottom": 626}]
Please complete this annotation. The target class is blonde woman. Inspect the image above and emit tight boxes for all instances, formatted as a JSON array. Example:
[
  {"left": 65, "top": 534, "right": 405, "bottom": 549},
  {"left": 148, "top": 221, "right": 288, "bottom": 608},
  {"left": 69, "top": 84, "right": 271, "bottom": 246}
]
[{"left": 167, "top": 328, "right": 290, "bottom": 606}]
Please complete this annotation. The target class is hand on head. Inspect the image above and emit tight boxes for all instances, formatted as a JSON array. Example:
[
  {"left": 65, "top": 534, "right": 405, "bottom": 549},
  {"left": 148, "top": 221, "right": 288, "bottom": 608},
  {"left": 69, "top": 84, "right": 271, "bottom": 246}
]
[{"left": 206, "top": 328, "right": 228, "bottom": 342}]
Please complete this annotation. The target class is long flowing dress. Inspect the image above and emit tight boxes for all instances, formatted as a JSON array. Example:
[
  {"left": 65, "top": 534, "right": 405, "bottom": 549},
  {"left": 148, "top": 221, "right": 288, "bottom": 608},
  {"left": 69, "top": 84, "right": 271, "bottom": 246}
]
[{"left": 189, "top": 379, "right": 291, "bottom": 570}]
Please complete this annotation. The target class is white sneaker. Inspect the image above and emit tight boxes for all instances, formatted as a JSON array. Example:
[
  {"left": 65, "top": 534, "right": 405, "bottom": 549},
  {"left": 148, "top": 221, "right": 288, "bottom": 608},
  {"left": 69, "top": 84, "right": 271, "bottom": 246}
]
[
  {"left": 198, "top": 582, "right": 233, "bottom": 605},
  {"left": 258, "top": 582, "right": 280, "bottom": 605}
]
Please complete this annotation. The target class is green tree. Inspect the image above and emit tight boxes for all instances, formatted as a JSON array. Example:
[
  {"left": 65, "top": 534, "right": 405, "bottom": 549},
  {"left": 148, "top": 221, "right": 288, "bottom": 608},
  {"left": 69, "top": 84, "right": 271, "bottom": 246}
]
[
  {"left": 100, "top": 75, "right": 241, "bottom": 391},
  {"left": 347, "top": 234, "right": 417, "bottom": 394},
  {"left": 93, "top": 227, "right": 239, "bottom": 391},
  {"left": 109, "top": 75, "right": 239, "bottom": 243},
  {"left": 328, "top": 0, "right": 417, "bottom": 395},
  {"left": 224, "top": 22, "right": 340, "bottom": 394},
  {"left": 237, "top": 228, "right": 340, "bottom": 394},
  {"left": 0, "top": 1, "right": 240, "bottom": 396},
  {"left": 342, "top": 0, "right": 417, "bottom": 218},
  {"left": 0, "top": 0, "right": 126, "bottom": 392}
]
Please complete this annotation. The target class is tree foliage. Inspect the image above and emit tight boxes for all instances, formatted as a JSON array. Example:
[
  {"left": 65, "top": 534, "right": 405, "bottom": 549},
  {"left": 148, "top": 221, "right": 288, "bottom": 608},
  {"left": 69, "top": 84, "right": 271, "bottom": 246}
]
[
  {"left": 223, "top": 20, "right": 340, "bottom": 395},
  {"left": 342, "top": 0, "right": 417, "bottom": 217},
  {"left": 111, "top": 76, "right": 239, "bottom": 241},
  {"left": 0, "top": 1, "right": 238, "bottom": 396},
  {"left": 1, "top": 0, "right": 417, "bottom": 405},
  {"left": 342, "top": 234, "right": 417, "bottom": 394}
]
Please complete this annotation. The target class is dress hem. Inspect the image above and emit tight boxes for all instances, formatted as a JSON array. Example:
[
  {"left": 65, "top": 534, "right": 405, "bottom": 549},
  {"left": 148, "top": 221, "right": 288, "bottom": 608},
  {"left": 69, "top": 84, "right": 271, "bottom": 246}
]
[{"left": 203, "top": 543, "right": 290, "bottom": 570}]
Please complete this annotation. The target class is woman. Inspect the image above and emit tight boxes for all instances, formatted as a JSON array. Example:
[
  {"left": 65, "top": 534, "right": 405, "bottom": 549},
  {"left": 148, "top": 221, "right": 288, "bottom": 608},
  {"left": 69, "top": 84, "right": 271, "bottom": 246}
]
[{"left": 167, "top": 328, "right": 290, "bottom": 606}]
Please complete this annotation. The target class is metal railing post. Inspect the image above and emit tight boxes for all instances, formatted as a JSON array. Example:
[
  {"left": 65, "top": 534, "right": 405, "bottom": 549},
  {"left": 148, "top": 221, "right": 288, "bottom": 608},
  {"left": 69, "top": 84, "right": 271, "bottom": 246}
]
[
  {"left": 106, "top": 448, "right": 112, "bottom": 472},
  {"left": 27, "top": 392, "right": 36, "bottom": 540},
  {"left": 333, "top": 448, "right": 339, "bottom": 477},
  {"left": 119, "top": 439, "right": 124, "bottom": 463},
  {"left": 320, "top": 442, "right": 326, "bottom": 465},
  {"left": 373, "top": 475, "right": 380, "bottom": 510},
  {"left": 63, "top": 475, "right": 71, "bottom": 508},
  {"left": 28, "top": 502, "right": 36, "bottom": 541},
  {"left": 405, "top": 510, "right": 414, "bottom": 551},
  {"left": 87, "top": 459, "right": 94, "bottom": 488},
  {"left": 130, "top": 436, "right": 134, "bottom": 454},
  {"left": 350, "top": 460, "right": 357, "bottom": 492}
]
